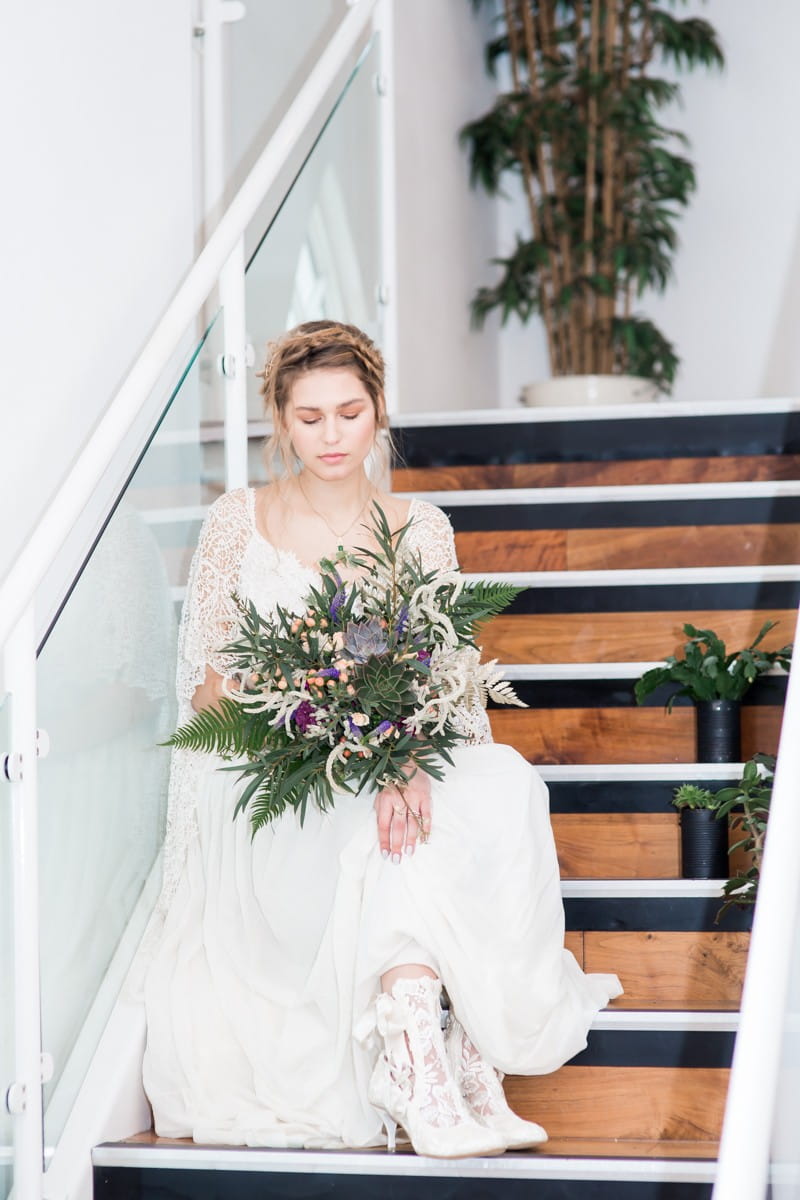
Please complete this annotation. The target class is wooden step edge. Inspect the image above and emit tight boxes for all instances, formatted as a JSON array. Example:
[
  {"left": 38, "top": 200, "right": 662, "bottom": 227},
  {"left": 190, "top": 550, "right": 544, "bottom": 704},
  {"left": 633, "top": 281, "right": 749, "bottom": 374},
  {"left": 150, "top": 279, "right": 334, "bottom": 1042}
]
[
  {"left": 561, "top": 879, "right": 725, "bottom": 899},
  {"left": 464, "top": 565, "right": 800, "bottom": 586},
  {"left": 502, "top": 662, "right": 788, "bottom": 681},
  {"left": 91, "top": 1141, "right": 719, "bottom": 1183},
  {"left": 540, "top": 763, "right": 746, "bottom": 782},
  {"left": 592, "top": 1011, "right": 738, "bottom": 1032},
  {"left": 414, "top": 480, "right": 800, "bottom": 506}
]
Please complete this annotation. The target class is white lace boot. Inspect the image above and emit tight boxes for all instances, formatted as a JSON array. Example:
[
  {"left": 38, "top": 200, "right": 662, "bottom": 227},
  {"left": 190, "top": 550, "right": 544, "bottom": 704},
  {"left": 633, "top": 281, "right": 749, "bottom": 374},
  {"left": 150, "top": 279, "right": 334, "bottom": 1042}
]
[
  {"left": 368, "top": 976, "right": 508, "bottom": 1158},
  {"left": 445, "top": 1012, "right": 548, "bottom": 1149}
]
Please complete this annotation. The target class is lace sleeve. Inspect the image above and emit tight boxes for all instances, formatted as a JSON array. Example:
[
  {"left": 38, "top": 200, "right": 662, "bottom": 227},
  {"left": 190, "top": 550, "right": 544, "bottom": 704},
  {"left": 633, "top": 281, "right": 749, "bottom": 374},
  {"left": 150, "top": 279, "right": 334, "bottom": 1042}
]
[
  {"left": 404, "top": 499, "right": 459, "bottom": 573},
  {"left": 405, "top": 499, "right": 493, "bottom": 747},
  {"left": 175, "top": 488, "right": 251, "bottom": 720}
]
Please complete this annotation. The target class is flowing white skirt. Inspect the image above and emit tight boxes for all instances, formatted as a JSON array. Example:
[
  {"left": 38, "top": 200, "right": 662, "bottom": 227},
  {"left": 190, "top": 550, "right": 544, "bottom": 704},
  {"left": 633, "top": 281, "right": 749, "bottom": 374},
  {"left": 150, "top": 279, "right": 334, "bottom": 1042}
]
[{"left": 142, "top": 743, "right": 621, "bottom": 1148}]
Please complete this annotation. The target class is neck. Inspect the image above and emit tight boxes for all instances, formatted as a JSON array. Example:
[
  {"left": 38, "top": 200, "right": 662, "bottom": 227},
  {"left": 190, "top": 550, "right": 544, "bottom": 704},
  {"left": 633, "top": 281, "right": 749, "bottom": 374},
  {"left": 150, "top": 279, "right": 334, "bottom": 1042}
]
[{"left": 295, "top": 469, "right": 372, "bottom": 513}]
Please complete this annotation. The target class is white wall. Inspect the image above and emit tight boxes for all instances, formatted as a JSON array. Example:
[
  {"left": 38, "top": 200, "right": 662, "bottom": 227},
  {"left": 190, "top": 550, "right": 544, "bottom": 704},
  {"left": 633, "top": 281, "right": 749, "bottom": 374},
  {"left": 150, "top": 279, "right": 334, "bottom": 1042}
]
[
  {"left": 495, "top": 0, "right": 800, "bottom": 406},
  {"left": 393, "top": 0, "right": 500, "bottom": 412},
  {"left": 0, "top": 1, "right": 196, "bottom": 583}
]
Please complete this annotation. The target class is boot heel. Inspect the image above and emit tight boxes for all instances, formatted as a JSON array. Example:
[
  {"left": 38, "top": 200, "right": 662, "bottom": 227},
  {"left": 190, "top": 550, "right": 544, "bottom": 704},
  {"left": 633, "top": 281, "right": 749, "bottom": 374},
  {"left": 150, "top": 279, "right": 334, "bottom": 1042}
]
[{"left": 382, "top": 1112, "right": 398, "bottom": 1152}]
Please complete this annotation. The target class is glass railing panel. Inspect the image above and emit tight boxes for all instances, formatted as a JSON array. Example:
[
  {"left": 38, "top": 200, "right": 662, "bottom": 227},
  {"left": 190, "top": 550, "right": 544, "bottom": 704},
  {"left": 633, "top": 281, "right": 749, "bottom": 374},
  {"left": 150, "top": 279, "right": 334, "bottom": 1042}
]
[
  {"left": 241, "top": 33, "right": 382, "bottom": 444},
  {"left": 36, "top": 313, "right": 223, "bottom": 1150},
  {"left": 227, "top": 0, "right": 351, "bottom": 194},
  {"left": 0, "top": 693, "right": 13, "bottom": 1200}
]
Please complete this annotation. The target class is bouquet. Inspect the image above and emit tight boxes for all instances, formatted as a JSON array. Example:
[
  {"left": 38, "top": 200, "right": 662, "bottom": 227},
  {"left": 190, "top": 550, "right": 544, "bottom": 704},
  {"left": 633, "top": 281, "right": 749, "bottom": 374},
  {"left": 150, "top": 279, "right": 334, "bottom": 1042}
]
[{"left": 167, "top": 504, "right": 526, "bottom": 834}]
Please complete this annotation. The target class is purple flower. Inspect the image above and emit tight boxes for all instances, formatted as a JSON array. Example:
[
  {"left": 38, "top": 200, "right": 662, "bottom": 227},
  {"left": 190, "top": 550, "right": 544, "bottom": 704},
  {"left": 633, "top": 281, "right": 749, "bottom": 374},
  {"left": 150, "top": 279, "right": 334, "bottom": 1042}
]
[
  {"left": 318, "top": 667, "right": 340, "bottom": 679},
  {"left": 374, "top": 720, "right": 394, "bottom": 736},
  {"left": 417, "top": 650, "right": 431, "bottom": 663},
  {"left": 291, "top": 700, "right": 316, "bottom": 732},
  {"left": 347, "top": 716, "right": 361, "bottom": 737},
  {"left": 396, "top": 604, "right": 409, "bottom": 636},
  {"left": 330, "top": 586, "right": 347, "bottom": 623}
]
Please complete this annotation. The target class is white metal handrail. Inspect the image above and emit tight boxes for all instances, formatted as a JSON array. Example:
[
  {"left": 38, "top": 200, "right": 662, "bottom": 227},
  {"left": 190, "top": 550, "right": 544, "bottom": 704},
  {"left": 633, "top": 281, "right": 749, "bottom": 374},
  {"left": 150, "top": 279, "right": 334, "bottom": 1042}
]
[
  {"left": 0, "top": 0, "right": 377, "bottom": 652},
  {"left": 713, "top": 604, "right": 800, "bottom": 1198}
]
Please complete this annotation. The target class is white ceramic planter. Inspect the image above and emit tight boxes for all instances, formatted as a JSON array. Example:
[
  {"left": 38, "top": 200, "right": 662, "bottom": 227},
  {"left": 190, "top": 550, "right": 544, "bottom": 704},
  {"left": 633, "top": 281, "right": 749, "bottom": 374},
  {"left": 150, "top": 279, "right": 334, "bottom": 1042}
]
[{"left": 521, "top": 374, "right": 660, "bottom": 407}]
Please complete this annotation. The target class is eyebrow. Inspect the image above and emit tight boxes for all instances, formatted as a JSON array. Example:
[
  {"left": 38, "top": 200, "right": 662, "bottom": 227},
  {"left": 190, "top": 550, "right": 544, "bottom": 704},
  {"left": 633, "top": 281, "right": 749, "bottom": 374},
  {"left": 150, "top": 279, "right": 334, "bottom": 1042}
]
[{"left": 294, "top": 399, "right": 368, "bottom": 412}]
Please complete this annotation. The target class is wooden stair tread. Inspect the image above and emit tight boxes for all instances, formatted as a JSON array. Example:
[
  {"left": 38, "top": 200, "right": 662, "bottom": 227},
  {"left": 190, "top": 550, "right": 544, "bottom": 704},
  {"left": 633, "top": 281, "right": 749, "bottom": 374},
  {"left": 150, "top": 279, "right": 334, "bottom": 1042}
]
[
  {"left": 454, "top": 525, "right": 800, "bottom": 573},
  {"left": 565, "top": 930, "right": 748, "bottom": 1011},
  {"left": 505, "top": 1066, "right": 728, "bottom": 1141},
  {"left": 553, "top": 813, "right": 753, "bottom": 879},
  {"left": 119, "top": 1128, "right": 719, "bottom": 1161},
  {"left": 392, "top": 455, "right": 800, "bottom": 491},
  {"left": 480, "top": 611, "right": 798, "bottom": 664},
  {"left": 489, "top": 706, "right": 782, "bottom": 764}
]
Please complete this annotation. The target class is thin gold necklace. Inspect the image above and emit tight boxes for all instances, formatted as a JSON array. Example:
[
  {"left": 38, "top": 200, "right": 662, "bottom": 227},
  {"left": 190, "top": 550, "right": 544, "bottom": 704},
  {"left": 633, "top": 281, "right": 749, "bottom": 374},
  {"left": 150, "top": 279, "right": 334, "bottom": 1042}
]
[{"left": 297, "top": 476, "right": 374, "bottom": 549}]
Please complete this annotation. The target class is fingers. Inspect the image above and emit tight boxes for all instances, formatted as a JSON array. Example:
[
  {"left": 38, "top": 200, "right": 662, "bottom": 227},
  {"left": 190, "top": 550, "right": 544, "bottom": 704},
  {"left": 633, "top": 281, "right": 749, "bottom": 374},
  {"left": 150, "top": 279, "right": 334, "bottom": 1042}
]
[
  {"left": 375, "top": 775, "right": 433, "bottom": 863},
  {"left": 375, "top": 789, "right": 394, "bottom": 858}
]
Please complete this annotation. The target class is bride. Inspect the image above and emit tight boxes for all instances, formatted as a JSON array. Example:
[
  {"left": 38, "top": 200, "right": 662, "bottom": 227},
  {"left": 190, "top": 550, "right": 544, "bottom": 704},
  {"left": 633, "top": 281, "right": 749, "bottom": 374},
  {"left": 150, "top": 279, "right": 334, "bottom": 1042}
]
[{"left": 142, "top": 319, "right": 621, "bottom": 1157}]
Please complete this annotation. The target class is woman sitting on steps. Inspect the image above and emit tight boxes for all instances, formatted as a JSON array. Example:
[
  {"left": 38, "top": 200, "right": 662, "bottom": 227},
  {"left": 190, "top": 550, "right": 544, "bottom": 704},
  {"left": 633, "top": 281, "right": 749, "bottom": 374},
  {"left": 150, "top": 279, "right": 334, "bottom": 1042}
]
[{"left": 140, "top": 319, "right": 622, "bottom": 1157}]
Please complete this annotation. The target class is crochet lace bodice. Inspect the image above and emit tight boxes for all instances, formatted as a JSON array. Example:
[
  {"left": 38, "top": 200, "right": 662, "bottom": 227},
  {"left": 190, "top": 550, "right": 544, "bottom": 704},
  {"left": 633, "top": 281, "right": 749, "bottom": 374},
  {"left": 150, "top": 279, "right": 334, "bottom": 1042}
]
[{"left": 158, "top": 488, "right": 492, "bottom": 916}]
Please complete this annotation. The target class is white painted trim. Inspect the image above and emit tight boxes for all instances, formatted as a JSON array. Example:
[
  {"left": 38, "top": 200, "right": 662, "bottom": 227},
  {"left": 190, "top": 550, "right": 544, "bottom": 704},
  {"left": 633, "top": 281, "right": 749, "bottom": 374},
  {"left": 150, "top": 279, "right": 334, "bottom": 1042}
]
[
  {"left": 504, "top": 662, "right": 781, "bottom": 680},
  {"left": 560, "top": 879, "right": 725, "bottom": 899},
  {"left": 463, "top": 565, "right": 800, "bottom": 587},
  {"left": 388, "top": 396, "right": 800, "bottom": 428},
  {"left": 538, "top": 763, "right": 745, "bottom": 782},
  {"left": 416, "top": 480, "right": 800, "bottom": 506},
  {"left": 138, "top": 478, "right": 800, "bottom": 524},
  {"left": 592, "top": 1011, "right": 738, "bottom": 1033},
  {"left": 90, "top": 1143, "right": 717, "bottom": 1184}
]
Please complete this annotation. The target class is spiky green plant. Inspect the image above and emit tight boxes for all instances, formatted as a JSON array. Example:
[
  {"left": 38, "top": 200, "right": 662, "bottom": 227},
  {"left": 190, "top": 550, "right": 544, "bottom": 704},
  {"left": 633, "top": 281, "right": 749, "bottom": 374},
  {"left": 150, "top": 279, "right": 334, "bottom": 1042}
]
[
  {"left": 461, "top": 0, "right": 724, "bottom": 391},
  {"left": 671, "top": 783, "right": 718, "bottom": 811}
]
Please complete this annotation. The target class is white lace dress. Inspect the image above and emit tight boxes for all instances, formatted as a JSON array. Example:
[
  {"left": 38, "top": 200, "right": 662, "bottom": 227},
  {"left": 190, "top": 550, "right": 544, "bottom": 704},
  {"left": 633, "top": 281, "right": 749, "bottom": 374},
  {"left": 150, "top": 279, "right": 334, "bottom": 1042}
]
[{"left": 141, "top": 488, "right": 621, "bottom": 1148}]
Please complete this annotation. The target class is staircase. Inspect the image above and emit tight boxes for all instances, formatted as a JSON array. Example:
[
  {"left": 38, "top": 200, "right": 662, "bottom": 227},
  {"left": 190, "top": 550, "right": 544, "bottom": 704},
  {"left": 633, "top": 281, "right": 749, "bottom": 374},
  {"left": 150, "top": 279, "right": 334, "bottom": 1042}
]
[{"left": 94, "top": 399, "right": 800, "bottom": 1199}]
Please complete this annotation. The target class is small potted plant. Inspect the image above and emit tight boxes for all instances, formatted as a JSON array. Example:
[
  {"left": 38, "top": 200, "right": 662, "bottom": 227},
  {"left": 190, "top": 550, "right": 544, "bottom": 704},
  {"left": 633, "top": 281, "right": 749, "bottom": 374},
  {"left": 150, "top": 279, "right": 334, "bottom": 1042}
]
[
  {"left": 714, "top": 754, "right": 775, "bottom": 923},
  {"left": 634, "top": 621, "right": 792, "bottom": 762},
  {"left": 671, "top": 784, "right": 727, "bottom": 880}
]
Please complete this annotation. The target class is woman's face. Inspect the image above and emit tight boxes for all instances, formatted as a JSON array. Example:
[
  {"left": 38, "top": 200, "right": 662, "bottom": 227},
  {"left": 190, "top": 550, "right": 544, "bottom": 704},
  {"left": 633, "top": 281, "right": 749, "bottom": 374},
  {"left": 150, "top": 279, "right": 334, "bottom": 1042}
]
[{"left": 286, "top": 367, "right": 378, "bottom": 482}]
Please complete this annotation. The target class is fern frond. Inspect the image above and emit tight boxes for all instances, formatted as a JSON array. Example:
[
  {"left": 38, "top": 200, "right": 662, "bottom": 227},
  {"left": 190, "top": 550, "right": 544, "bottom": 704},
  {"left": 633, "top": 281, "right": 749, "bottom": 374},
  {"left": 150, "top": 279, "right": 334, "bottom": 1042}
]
[{"left": 164, "top": 697, "right": 256, "bottom": 757}]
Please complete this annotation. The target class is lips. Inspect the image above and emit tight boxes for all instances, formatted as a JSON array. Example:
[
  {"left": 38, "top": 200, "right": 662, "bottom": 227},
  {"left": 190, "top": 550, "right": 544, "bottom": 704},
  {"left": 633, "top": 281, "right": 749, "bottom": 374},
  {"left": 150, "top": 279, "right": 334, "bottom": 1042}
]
[{"left": 320, "top": 454, "right": 346, "bottom": 463}]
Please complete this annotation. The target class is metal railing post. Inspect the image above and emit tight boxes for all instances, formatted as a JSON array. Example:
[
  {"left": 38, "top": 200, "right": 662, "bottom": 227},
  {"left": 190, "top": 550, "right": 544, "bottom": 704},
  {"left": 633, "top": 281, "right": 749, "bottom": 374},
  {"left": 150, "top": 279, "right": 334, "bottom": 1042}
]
[
  {"left": 4, "top": 606, "right": 44, "bottom": 1200},
  {"left": 375, "top": 0, "right": 398, "bottom": 414},
  {"left": 220, "top": 236, "right": 249, "bottom": 491}
]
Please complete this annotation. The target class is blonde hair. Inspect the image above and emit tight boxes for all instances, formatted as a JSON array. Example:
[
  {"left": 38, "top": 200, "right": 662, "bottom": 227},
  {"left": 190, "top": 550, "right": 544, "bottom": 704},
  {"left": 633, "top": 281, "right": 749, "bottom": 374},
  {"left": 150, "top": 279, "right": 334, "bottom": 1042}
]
[{"left": 258, "top": 320, "right": 393, "bottom": 482}]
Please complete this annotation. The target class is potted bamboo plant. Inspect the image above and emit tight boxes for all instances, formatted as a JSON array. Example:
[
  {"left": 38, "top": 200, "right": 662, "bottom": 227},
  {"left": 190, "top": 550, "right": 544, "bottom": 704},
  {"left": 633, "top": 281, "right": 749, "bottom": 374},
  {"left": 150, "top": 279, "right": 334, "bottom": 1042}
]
[
  {"left": 671, "top": 784, "right": 727, "bottom": 880},
  {"left": 634, "top": 622, "right": 793, "bottom": 763},
  {"left": 461, "top": 0, "right": 724, "bottom": 403}
]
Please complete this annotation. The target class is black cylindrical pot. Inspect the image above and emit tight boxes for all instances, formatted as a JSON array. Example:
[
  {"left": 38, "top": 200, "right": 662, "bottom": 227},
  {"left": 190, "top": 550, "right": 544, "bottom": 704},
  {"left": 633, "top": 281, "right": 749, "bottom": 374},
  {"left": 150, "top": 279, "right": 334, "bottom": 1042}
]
[
  {"left": 695, "top": 699, "right": 741, "bottom": 763},
  {"left": 680, "top": 808, "right": 729, "bottom": 879}
]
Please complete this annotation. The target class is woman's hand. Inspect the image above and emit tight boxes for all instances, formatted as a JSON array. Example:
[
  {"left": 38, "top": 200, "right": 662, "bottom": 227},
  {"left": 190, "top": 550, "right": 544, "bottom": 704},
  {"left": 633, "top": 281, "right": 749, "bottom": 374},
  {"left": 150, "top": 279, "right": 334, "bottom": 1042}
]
[{"left": 374, "top": 765, "right": 432, "bottom": 863}]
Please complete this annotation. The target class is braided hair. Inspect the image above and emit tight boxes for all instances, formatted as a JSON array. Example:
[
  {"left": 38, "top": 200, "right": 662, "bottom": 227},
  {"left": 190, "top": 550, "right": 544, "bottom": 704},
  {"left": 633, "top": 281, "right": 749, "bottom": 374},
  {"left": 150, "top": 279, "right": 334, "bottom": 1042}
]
[{"left": 258, "top": 320, "right": 392, "bottom": 481}]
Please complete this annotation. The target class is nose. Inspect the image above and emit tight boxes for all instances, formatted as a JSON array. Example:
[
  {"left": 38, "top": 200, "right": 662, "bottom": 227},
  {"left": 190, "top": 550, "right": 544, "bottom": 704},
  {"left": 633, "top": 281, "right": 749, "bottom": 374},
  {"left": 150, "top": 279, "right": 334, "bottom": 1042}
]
[{"left": 322, "top": 415, "right": 340, "bottom": 444}]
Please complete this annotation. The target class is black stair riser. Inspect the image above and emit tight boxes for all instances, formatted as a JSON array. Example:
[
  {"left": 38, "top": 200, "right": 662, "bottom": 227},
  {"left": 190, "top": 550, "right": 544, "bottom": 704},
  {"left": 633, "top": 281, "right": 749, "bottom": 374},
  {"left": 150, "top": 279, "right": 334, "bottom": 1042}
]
[
  {"left": 503, "top": 581, "right": 800, "bottom": 614},
  {"left": 93, "top": 1165, "right": 714, "bottom": 1200},
  {"left": 395, "top": 411, "right": 800, "bottom": 466},
  {"left": 548, "top": 780, "right": 746, "bottom": 814},
  {"left": 490, "top": 677, "right": 787, "bottom": 709},
  {"left": 568, "top": 1030, "right": 735, "bottom": 1069},
  {"left": 443, "top": 497, "right": 800, "bottom": 532},
  {"left": 564, "top": 897, "right": 753, "bottom": 933}
]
